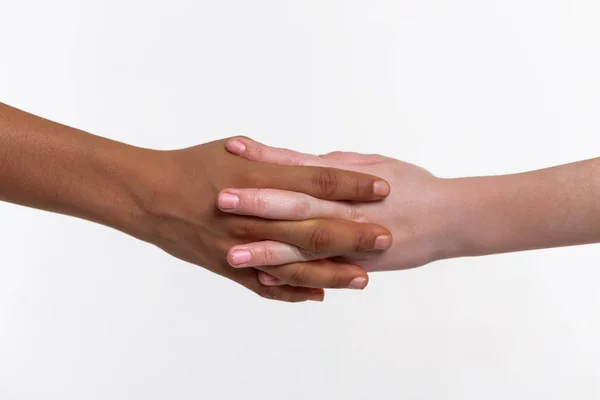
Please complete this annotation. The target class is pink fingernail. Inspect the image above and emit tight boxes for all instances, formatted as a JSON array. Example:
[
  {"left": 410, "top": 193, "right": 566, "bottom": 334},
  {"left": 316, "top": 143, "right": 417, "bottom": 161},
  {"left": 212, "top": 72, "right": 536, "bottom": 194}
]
[
  {"left": 260, "top": 274, "right": 280, "bottom": 285},
  {"left": 218, "top": 193, "right": 240, "bottom": 210},
  {"left": 230, "top": 249, "right": 252, "bottom": 266},
  {"left": 348, "top": 277, "right": 368, "bottom": 290},
  {"left": 374, "top": 235, "right": 392, "bottom": 250},
  {"left": 226, "top": 139, "right": 247, "bottom": 155},
  {"left": 373, "top": 180, "right": 390, "bottom": 196}
]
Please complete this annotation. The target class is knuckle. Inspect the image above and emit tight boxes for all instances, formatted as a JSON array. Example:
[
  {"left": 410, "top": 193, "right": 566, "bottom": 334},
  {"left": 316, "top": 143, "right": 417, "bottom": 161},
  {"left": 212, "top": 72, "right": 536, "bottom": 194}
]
[
  {"left": 344, "top": 205, "right": 363, "bottom": 222},
  {"left": 350, "top": 175, "right": 365, "bottom": 198},
  {"left": 353, "top": 230, "right": 369, "bottom": 252},
  {"left": 248, "top": 192, "right": 267, "bottom": 214},
  {"left": 288, "top": 264, "right": 309, "bottom": 286},
  {"left": 328, "top": 272, "right": 345, "bottom": 289},
  {"left": 230, "top": 220, "right": 254, "bottom": 238},
  {"left": 230, "top": 223, "right": 248, "bottom": 238},
  {"left": 309, "top": 225, "right": 334, "bottom": 253},
  {"left": 262, "top": 245, "right": 276, "bottom": 265},
  {"left": 312, "top": 169, "right": 339, "bottom": 198},
  {"left": 293, "top": 197, "right": 311, "bottom": 219}
]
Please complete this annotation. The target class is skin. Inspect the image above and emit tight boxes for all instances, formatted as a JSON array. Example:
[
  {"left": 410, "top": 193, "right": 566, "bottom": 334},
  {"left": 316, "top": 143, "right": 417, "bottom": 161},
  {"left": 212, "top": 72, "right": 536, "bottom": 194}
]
[
  {"left": 0, "top": 102, "right": 395, "bottom": 303},
  {"left": 220, "top": 137, "right": 600, "bottom": 287}
]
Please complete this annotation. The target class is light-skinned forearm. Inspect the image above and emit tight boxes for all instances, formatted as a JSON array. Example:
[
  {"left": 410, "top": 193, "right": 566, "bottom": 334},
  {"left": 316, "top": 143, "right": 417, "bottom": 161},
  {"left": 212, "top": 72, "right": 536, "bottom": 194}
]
[{"left": 445, "top": 158, "right": 600, "bottom": 258}]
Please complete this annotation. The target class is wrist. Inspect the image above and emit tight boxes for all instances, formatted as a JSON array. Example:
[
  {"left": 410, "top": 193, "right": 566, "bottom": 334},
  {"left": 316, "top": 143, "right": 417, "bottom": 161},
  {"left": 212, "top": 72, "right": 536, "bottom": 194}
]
[
  {"left": 432, "top": 177, "right": 487, "bottom": 260},
  {"left": 438, "top": 175, "right": 515, "bottom": 259},
  {"left": 439, "top": 162, "right": 600, "bottom": 259},
  {"left": 116, "top": 147, "right": 205, "bottom": 248},
  {"left": 82, "top": 142, "right": 163, "bottom": 243}
]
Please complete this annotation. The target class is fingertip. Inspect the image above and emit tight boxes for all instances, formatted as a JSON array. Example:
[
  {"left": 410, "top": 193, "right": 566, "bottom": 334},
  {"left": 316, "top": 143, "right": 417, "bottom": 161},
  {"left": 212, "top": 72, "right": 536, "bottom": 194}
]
[
  {"left": 228, "top": 248, "right": 253, "bottom": 267},
  {"left": 225, "top": 138, "right": 248, "bottom": 155},
  {"left": 338, "top": 263, "right": 369, "bottom": 289},
  {"left": 311, "top": 170, "right": 391, "bottom": 202},
  {"left": 373, "top": 234, "right": 392, "bottom": 251},
  {"left": 307, "top": 289, "right": 325, "bottom": 302},
  {"left": 373, "top": 179, "right": 390, "bottom": 197},
  {"left": 348, "top": 276, "right": 369, "bottom": 290},
  {"left": 217, "top": 190, "right": 240, "bottom": 211}
]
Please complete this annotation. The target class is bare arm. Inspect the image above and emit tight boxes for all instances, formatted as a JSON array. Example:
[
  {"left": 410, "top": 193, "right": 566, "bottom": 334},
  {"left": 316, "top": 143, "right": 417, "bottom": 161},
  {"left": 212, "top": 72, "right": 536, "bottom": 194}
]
[
  {"left": 0, "top": 102, "right": 151, "bottom": 237},
  {"left": 445, "top": 159, "right": 600, "bottom": 257}
]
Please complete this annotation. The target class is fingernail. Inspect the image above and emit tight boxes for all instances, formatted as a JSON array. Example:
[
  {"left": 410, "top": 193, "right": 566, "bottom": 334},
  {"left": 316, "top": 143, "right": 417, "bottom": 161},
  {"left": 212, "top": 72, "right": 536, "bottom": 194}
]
[
  {"left": 374, "top": 234, "right": 392, "bottom": 250},
  {"left": 218, "top": 193, "right": 239, "bottom": 210},
  {"left": 373, "top": 180, "right": 390, "bottom": 196},
  {"left": 230, "top": 249, "right": 252, "bottom": 265},
  {"left": 307, "top": 293, "right": 325, "bottom": 302},
  {"left": 348, "top": 277, "right": 368, "bottom": 290},
  {"left": 261, "top": 274, "right": 280, "bottom": 285},
  {"left": 227, "top": 139, "right": 247, "bottom": 155}
]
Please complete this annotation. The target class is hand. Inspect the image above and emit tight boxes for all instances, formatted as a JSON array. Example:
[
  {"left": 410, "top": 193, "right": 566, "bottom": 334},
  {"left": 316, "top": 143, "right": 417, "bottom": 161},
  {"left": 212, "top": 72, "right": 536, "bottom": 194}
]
[
  {"left": 135, "top": 138, "right": 393, "bottom": 302},
  {"left": 219, "top": 137, "right": 458, "bottom": 286}
]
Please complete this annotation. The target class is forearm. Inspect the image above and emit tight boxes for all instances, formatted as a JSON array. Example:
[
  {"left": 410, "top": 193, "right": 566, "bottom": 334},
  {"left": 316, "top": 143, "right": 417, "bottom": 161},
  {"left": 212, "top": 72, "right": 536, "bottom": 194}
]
[
  {"left": 0, "top": 102, "right": 152, "bottom": 238},
  {"left": 447, "top": 158, "right": 600, "bottom": 257}
]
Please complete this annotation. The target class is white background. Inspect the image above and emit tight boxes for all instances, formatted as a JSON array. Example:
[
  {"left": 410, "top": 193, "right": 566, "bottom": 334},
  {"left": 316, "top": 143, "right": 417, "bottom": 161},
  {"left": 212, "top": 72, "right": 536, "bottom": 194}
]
[{"left": 1, "top": 0, "right": 600, "bottom": 399}]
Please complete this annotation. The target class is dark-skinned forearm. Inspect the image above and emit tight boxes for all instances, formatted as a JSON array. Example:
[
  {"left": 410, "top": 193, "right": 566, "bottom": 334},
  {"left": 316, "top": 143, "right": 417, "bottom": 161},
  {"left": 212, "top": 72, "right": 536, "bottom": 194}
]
[{"left": 0, "top": 102, "right": 154, "bottom": 239}]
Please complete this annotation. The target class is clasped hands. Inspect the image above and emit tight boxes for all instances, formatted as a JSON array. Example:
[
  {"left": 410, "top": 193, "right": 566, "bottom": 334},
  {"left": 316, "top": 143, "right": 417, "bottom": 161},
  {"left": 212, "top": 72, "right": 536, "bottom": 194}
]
[
  {"left": 3, "top": 102, "right": 595, "bottom": 303},
  {"left": 144, "top": 137, "right": 456, "bottom": 303}
]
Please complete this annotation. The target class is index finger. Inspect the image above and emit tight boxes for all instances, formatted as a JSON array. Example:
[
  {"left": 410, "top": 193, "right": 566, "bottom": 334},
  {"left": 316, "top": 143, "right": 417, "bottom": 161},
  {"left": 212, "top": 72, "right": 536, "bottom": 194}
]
[{"left": 252, "top": 162, "right": 390, "bottom": 201}]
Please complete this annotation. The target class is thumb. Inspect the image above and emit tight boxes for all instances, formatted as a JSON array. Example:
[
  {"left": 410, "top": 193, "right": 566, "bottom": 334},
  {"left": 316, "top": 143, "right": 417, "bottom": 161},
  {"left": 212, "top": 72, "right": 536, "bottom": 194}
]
[{"left": 225, "top": 136, "right": 325, "bottom": 167}]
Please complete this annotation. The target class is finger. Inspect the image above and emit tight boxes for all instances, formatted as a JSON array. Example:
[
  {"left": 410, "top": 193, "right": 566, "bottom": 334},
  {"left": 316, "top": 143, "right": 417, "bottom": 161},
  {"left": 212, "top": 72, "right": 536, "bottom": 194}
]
[
  {"left": 236, "top": 218, "right": 393, "bottom": 253},
  {"left": 258, "top": 271, "right": 284, "bottom": 286},
  {"left": 228, "top": 137, "right": 388, "bottom": 167},
  {"left": 229, "top": 240, "right": 371, "bottom": 290},
  {"left": 167, "top": 248, "right": 324, "bottom": 303},
  {"left": 235, "top": 269, "right": 325, "bottom": 302},
  {"left": 228, "top": 241, "right": 319, "bottom": 268},
  {"left": 226, "top": 137, "right": 324, "bottom": 166},
  {"left": 218, "top": 188, "right": 360, "bottom": 221},
  {"left": 227, "top": 137, "right": 390, "bottom": 201},
  {"left": 256, "top": 259, "right": 369, "bottom": 289},
  {"left": 254, "top": 284, "right": 325, "bottom": 302},
  {"left": 255, "top": 162, "right": 390, "bottom": 201}
]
